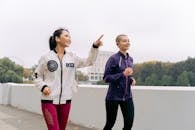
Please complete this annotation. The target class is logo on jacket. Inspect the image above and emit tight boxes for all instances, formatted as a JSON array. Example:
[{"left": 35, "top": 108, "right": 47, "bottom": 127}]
[
  {"left": 66, "top": 63, "right": 74, "bottom": 67},
  {"left": 47, "top": 60, "right": 58, "bottom": 72}
]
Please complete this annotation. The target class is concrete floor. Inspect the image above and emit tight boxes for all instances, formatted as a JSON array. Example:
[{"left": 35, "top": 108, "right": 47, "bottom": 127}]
[{"left": 0, "top": 105, "right": 99, "bottom": 130}]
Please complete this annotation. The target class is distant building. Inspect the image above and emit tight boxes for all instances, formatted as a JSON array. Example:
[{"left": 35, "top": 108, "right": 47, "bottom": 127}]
[{"left": 88, "top": 51, "right": 114, "bottom": 82}]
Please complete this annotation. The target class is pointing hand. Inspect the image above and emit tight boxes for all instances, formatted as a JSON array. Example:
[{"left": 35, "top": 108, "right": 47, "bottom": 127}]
[{"left": 94, "top": 34, "right": 104, "bottom": 47}]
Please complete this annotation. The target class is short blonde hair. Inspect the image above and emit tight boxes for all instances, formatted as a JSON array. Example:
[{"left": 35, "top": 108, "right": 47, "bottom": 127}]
[{"left": 115, "top": 34, "right": 127, "bottom": 45}]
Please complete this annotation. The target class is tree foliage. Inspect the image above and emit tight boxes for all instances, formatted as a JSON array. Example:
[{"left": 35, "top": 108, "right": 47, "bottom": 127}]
[
  {"left": 76, "top": 70, "right": 88, "bottom": 81},
  {"left": 0, "top": 57, "right": 23, "bottom": 83},
  {"left": 134, "top": 57, "right": 195, "bottom": 86}
]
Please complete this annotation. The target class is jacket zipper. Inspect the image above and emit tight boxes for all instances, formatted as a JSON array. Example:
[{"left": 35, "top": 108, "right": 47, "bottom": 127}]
[
  {"left": 123, "top": 59, "right": 128, "bottom": 101},
  {"left": 58, "top": 57, "right": 63, "bottom": 104}
]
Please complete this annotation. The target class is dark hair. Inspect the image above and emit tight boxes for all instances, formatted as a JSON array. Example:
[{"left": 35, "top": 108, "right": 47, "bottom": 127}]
[{"left": 49, "top": 28, "right": 69, "bottom": 50}]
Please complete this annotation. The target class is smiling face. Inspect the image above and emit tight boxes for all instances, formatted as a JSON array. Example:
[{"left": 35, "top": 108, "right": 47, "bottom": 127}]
[
  {"left": 55, "top": 30, "right": 71, "bottom": 48},
  {"left": 116, "top": 34, "right": 130, "bottom": 52}
]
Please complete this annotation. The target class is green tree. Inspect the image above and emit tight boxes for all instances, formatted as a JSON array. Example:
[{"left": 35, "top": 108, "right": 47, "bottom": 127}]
[
  {"left": 140, "top": 63, "right": 154, "bottom": 83},
  {"left": 177, "top": 71, "right": 190, "bottom": 86},
  {"left": 145, "top": 73, "right": 159, "bottom": 86},
  {"left": 161, "top": 75, "right": 173, "bottom": 86},
  {"left": 184, "top": 57, "right": 195, "bottom": 73},
  {"left": 187, "top": 71, "right": 195, "bottom": 86},
  {"left": 76, "top": 70, "right": 88, "bottom": 81},
  {"left": 135, "top": 77, "right": 143, "bottom": 85},
  {"left": 0, "top": 57, "right": 23, "bottom": 83}
]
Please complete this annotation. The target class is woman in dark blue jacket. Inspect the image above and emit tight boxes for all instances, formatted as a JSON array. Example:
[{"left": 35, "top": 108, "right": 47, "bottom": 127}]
[{"left": 103, "top": 34, "right": 135, "bottom": 130}]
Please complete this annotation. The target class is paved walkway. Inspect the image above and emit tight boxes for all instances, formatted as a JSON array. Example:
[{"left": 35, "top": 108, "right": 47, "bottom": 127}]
[{"left": 0, "top": 105, "right": 99, "bottom": 130}]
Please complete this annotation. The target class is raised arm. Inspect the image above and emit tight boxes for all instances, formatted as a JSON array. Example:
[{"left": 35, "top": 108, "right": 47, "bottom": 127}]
[{"left": 75, "top": 34, "right": 103, "bottom": 68}]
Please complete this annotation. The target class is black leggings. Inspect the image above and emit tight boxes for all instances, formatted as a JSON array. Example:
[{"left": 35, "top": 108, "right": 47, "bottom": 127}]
[{"left": 103, "top": 99, "right": 134, "bottom": 130}]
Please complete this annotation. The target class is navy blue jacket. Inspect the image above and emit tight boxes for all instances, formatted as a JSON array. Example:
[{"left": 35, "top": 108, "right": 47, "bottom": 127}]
[{"left": 103, "top": 51, "right": 133, "bottom": 101}]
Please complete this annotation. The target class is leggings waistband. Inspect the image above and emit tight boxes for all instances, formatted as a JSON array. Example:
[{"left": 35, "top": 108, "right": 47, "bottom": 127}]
[{"left": 41, "top": 99, "right": 71, "bottom": 104}]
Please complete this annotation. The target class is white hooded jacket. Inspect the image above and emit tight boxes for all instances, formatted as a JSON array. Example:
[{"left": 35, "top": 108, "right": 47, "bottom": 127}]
[{"left": 34, "top": 46, "right": 98, "bottom": 104}]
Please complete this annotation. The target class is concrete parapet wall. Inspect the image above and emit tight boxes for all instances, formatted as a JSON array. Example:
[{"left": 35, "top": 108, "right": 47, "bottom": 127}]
[{"left": 1, "top": 83, "right": 195, "bottom": 130}]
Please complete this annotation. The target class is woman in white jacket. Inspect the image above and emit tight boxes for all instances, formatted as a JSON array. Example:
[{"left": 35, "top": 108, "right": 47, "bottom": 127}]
[{"left": 34, "top": 28, "right": 103, "bottom": 130}]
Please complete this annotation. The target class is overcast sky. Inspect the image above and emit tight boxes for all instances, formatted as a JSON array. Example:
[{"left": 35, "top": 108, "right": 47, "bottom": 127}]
[{"left": 0, "top": 0, "right": 195, "bottom": 68}]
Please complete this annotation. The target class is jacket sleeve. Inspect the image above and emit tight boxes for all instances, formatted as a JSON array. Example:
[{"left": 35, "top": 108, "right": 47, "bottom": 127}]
[
  {"left": 74, "top": 45, "right": 99, "bottom": 68},
  {"left": 103, "top": 57, "right": 125, "bottom": 83},
  {"left": 33, "top": 56, "right": 47, "bottom": 91}
]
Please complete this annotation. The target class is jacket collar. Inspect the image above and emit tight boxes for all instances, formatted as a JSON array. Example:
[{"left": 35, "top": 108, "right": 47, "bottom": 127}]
[
  {"left": 118, "top": 51, "right": 129, "bottom": 59},
  {"left": 53, "top": 49, "right": 66, "bottom": 54}
]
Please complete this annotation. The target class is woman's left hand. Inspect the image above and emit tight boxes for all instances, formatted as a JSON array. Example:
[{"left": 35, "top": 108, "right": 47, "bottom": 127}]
[
  {"left": 131, "top": 77, "right": 136, "bottom": 86},
  {"left": 94, "top": 34, "right": 104, "bottom": 47}
]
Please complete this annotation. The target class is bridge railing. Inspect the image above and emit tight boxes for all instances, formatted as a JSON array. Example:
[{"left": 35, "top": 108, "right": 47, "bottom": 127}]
[{"left": 1, "top": 83, "right": 195, "bottom": 130}]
